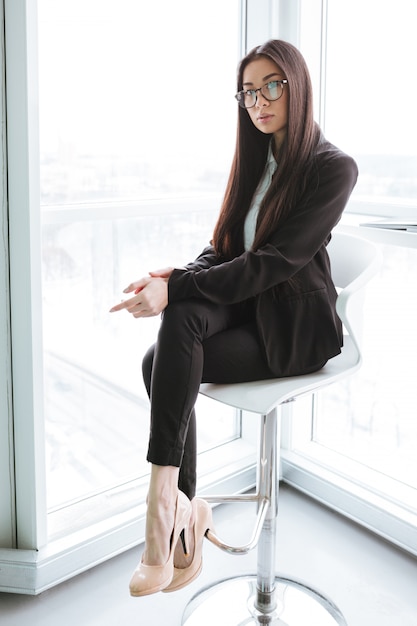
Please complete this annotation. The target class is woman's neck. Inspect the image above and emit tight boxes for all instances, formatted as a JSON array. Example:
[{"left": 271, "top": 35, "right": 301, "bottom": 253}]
[{"left": 272, "top": 131, "right": 286, "bottom": 159}]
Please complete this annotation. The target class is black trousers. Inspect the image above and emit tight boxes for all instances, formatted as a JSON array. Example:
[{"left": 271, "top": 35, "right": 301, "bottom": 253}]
[{"left": 142, "top": 298, "right": 276, "bottom": 500}]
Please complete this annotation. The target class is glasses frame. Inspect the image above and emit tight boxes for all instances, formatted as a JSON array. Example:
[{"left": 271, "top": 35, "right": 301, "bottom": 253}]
[{"left": 235, "top": 79, "right": 288, "bottom": 109}]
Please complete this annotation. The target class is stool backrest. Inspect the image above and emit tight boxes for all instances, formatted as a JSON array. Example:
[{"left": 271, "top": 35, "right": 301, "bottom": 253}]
[{"left": 328, "top": 231, "right": 381, "bottom": 352}]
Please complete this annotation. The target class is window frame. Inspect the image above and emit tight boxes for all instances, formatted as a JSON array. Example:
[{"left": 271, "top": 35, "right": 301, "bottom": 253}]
[
  {"left": 314, "top": 0, "right": 417, "bottom": 220},
  {"left": 275, "top": 0, "right": 417, "bottom": 557},
  {"left": 4, "top": 0, "right": 48, "bottom": 552},
  {"left": 280, "top": 0, "right": 417, "bottom": 555},
  {"left": 0, "top": 0, "right": 266, "bottom": 594},
  {"left": 3, "top": 0, "right": 416, "bottom": 596},
  {"left": 280, "top": 221, "right": 417, "bottom": 558},
  {"left": 0, "top": 0, "right": 15, "bottom": 549}
]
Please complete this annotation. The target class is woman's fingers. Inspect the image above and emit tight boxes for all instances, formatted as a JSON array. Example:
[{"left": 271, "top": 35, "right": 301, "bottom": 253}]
[
  {"left": 148, "top": 266, "right": 174, "bottom": 278},
  {"left": 133, "top": 279, "right": 168, "bottom": 316},
  {"left": 122, "top": 276, "right": 150, "bottom": 295},
  {"left": 109, "top": 293, "right": 140, "bottom": 313},
  {"left": 109, "top": 277, "right": 168, "bottom": 316}
]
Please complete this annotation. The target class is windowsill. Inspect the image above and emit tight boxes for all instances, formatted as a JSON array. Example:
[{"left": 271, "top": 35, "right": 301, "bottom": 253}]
[
  {"left": 0, "top": 439, "right": 257, "bottom": 595},
  {"left": 281, "top": 448, "right": 417, "bottom": 557},
  {"left": 340, "top": 213, "right": 417, "bottom": 249},
  {"left": 2, "top": 485, "right": 417, "bottom": 625}
]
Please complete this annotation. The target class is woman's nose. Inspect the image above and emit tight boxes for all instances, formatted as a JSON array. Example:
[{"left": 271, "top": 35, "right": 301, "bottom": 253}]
[{"left": 255, "top": 91, "right": 269, "bottom": 107}]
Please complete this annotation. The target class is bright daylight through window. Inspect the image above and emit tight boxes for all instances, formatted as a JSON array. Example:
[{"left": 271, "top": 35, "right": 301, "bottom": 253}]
[
  {"left": 296, "top": 0, "right": 417, "bottom": 516},
  {"left": 30, "top": 0, "right": 417, "bottom": 549},
  {"left": 322, "top": 0, "right": 417, "bottom": 216},
  {"left": 38, "top": 0, "right": 240, "bottom": 537}
]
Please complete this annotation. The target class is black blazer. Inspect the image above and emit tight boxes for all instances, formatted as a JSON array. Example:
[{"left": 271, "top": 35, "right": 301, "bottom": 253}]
[{"left": 168, "top": 138, "right": 358, "bottom": 377}]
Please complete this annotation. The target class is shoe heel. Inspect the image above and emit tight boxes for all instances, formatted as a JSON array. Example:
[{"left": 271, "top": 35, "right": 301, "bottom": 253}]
[
  {"left": 179, "top": 527, "right": 190, "bottom": 556},
  {"left": 162, "top": 498, "right": 213, "bottom": 594}
]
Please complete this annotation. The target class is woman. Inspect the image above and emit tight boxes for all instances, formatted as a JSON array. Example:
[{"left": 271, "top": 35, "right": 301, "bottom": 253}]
[{"left": 110, "top": 39, "right": 358, "bottom": 596}]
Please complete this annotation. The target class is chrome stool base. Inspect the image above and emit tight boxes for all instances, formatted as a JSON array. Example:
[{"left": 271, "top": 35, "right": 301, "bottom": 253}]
[{"left": 182, "top": 575, "right": 347, "bottom": 626}]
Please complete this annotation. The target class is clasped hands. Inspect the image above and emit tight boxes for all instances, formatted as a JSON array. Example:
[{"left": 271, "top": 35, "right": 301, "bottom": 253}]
[{"left": 109, "top": 267, "right": 174, "bottom": 318}]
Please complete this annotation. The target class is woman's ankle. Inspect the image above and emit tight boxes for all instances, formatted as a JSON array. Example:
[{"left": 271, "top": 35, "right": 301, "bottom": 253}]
[{"left": 143, "top": 508, "right": 175, "bottom": 566}]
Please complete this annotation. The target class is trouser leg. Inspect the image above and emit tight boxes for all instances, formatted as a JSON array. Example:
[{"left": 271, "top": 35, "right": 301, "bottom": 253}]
[
  {"left": 142, "top": 298, "right": 275, "bottom": 498},
  {"left": 142, "top": 299, "right": 238, "bottom": 478},
  {"left": 142, "top": 345, "right": 197, "bottom": 500}
]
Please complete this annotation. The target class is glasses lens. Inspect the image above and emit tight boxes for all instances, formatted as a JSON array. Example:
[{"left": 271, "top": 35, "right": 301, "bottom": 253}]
[
  {"left": 261, "top": 81, "right": 281, "bottom": 101},
  {"left": 243, "top": 91, "right": 256, "bottom": 108},
  {"left": 235, "top": 91, "right": 255, "bottom": 109}
]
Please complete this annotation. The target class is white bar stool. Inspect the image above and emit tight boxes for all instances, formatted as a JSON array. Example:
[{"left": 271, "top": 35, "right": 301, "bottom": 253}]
[{"left": 182, "top": 232, "right": 381, "bottom": 626}]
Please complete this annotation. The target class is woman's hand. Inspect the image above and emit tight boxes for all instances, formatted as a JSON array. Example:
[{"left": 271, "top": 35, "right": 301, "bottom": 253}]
[
  {"left": 148, "top": 266, "right": 175, "bottom": 279},
  {"left": 109, "top": 276, "right": 169, "bottom": 318}
]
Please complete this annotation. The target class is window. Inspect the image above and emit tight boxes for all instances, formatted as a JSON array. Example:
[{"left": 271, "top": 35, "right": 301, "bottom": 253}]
[
  {"left": 0, "top": 6, "right": 14, "bottom": 547},
  {"left": 300, "top": 0, "right": 417, "bottom": 218},
  {"left": 2, "top": 0, "right": 260, "bottom": 593},
  {"left": 4, "top": 0, "right": 415, "bottom": 596},
  {"left": 282, "top": 0, "right": 417, "bottom": 556},
  {"left": 321, "top": 0, "right": 417, "bottom": 217},
  {"left": 37, "top": 0, "right": 244, "bottom": 538}
]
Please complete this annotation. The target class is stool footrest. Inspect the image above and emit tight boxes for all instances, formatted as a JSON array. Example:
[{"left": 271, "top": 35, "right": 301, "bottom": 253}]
[
  {"left": 201, "top": 493, "right": 259, "bottom": 503},
  {"left": 204, "top": 497, "right": 269, "bottom": 555}
]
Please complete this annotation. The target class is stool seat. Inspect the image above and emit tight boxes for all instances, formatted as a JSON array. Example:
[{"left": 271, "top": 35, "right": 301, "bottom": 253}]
[
  {"left": 182, "top": 232, "right": 382, "bottom": 626},
  {"left": 200, "top": 335, "right": 359, "bottom": 415}
]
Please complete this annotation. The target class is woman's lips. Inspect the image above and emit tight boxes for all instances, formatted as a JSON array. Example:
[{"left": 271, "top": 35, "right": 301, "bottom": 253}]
[{"left": 257, "top": 115, "right": 273, "bottom": 124}]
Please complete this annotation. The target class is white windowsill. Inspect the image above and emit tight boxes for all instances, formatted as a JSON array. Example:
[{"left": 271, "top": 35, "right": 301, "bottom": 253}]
[
  {"left": 282, "top": 448, "right": 417, "bottom": 557},
  {"left": 0, "top": 439, "right": 256, "bottom": 595}
]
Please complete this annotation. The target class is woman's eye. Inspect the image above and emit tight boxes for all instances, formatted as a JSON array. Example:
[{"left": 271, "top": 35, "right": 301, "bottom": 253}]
[
  {"left": 266, "top": 81, "right": 279, "bottom": 97},
  {"left": 266, "top": 81, "right": 278, "bottom": 91}
]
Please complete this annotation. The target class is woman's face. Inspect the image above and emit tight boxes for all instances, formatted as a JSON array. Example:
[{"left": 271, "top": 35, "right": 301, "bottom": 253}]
[{"left": 242, "top": 56, "right": 288, "bottom": 149}]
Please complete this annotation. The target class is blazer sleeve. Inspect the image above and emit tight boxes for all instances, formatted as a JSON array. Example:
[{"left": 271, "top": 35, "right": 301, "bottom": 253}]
[
  {"left": 168, "top": 148, "right": 358, "bottom": 305},
  {"left": 183, "top": 245, "right": 224, "bottom": 271}
]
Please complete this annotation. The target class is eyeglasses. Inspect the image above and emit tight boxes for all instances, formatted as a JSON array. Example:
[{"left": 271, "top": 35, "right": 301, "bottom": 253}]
[{"left": 235, "top": 79, "right": 288, "bottom": 109}]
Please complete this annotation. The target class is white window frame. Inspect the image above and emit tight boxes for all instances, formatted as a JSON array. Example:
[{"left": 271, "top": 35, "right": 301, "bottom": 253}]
[
  {"left": 0, "top": 0, "right": 15, "bottom": 550},
  {"left": 0, "top": 0, "right": 269, "bottom": 594},
  {"left": 4, "top": 0, "right": 415, "bottom": 595},
  {"left": 279, "top": 0, "right": 417, "bottom": 556},
  {"left": 281, "top": 222, "right": 417, "bottom": 557},
  {"left": 227, "top": 0, "right": 417, "bottom": 560},
  {"left": 5, "top": 0, "right": 49, "bottom": 555},
  {"left": 1, "top": 0, "right": 297, "bottom": 596},
  {"left": 0, "top": 0, "right": 299, "bottom": 596}
]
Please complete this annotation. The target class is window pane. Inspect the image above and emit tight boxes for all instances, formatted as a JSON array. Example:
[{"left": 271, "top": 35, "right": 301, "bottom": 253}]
[
  {"left": 323, "top": 0, "right": 417, "bottom": 215},
  {"left": 38, "top": 0, "right": 240, "bottom": 534},
  {"left": 294, "top": 1, "right": 417, "bottom": 527},
  {"left": 313, "top": 244, "right": 417, "bottom": 507},
  {"left": 38, "top": 0, "right": 238, "bottom": 205}
]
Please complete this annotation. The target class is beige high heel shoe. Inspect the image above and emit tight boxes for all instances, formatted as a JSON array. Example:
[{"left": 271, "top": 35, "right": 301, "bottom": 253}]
[
  {"left": 162, "top": 498, "right": 213, "bottom": 593},
  {"left": 129, "top": 490, "right": 192, "bottom": 597}
]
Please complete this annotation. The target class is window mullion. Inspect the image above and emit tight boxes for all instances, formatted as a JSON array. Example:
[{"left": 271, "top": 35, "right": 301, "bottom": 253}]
[
  {"left": 0, "top": 0, "right": 15, "bottom": 549},
  {"left": 5, "top": 0, "right": 47, "bottom": 550},
  {"left": 318, "top": 0, "right": 328, "bottom": 129}
]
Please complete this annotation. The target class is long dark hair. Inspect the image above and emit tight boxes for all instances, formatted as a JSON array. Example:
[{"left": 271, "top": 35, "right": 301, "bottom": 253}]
[{"left": 212, "top": 39, "right": 321, "bottom": 259}]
